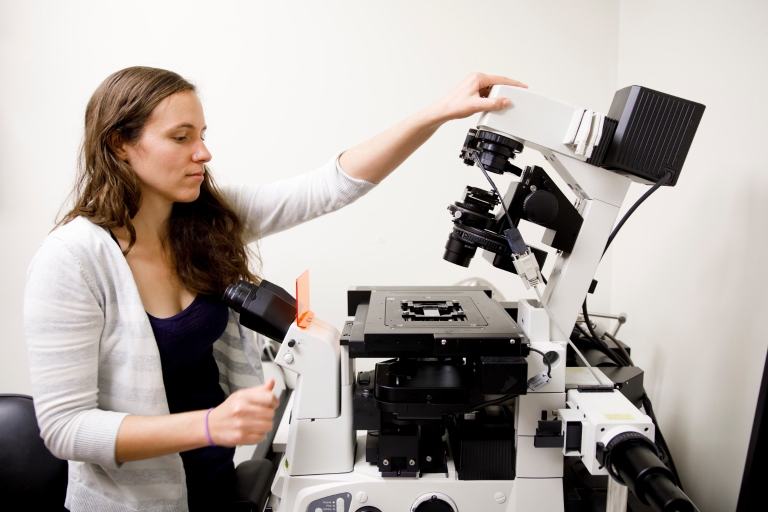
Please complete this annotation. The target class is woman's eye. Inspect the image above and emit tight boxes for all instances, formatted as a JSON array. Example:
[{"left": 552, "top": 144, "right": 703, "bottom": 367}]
[{"left": 174, "top": 136, "right": 186, "bottom": 142}]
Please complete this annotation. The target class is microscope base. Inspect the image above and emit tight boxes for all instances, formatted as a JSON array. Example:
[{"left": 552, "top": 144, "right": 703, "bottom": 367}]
[{"left": 268, "top": 435, "right": 564, "bottom": 512}]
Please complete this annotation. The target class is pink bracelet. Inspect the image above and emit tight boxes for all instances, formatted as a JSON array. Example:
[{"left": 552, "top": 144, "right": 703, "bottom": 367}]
[{"left": 204, "top": 408, "right": 216, "bottom": 447}]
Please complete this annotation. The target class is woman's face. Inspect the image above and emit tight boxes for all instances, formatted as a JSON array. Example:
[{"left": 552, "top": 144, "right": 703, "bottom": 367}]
[{"left": 119, "top": 90, "right": 212, "bottom": 204}]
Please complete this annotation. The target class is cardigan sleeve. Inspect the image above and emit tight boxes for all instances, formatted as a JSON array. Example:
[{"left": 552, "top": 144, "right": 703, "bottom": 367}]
[
  {"left": 24, "top": 235, "right": 128, "bottom": 469},
  {"left": 221, "top": 154, "right": 376, "bottom": 243}
]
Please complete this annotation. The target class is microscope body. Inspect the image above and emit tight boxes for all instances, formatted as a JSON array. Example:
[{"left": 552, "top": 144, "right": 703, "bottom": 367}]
[
  {"left": 230, "top": 85, "right": 703, "bottom": 512},
  {"left": 272, "top": 318, "right": 355, "bottom": 479}
]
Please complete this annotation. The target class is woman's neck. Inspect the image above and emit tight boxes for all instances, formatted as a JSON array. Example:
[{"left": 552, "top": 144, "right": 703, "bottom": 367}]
[{"left": 114, "top": 191, "right": 173, "bottom": 249}]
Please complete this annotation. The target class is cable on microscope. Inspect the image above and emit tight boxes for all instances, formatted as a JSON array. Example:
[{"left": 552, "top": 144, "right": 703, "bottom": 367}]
[
  {"left": 528, "top": 347, "right": 552, "bottom": 377},
  {"left": 473, "top": 153, "right": 516, "bottom": 230},
  {"left": 581, "top": 304, "right": 630, "bottom": 367},
  {"left": 470, "top": 154, "right": 610, "bottom": 385},
  {"left": 579, "top": 171, "right": 673, "bottom": 360},
  {"left": 603, "top": 331, "right": 634, "bottom": 367},
  {"left": 573, "top": 324, "right": 625, "bottom": 366},
  {"left": 578, "top": 169, "right": 682, "bottom": 488},
  {"left": 579, "top": 170, "right": 672, "bottom": 364},
  {"left": 532, "top": 286, "right": 613, "bottom": 386},
  {"left": 603, "top": 171, "right": 673, "bottom": 255},
  {"left": 471, "top": 394, "right": 515, "bottom": 412}
]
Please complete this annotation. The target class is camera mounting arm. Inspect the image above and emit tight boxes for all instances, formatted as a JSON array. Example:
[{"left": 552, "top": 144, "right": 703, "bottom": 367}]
[
  {"left": 471, "top": 86, "right": 630, "bottom": 336},
  {"left": 467, "top": 85, "right": 703, "bottom": 338}
]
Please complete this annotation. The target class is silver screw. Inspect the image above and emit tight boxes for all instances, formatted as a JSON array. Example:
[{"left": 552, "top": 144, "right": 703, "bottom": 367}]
[
  {"left": 530, "top": 185, "right": 538, "bottom": 192},
  {"left": 510, "top": 339, "right": 516, "bottom": 344},
  {"left": 426, "top": 456, "right": 432, "bottom": 462},
  {"left": 382, "top": 459, "right": 389, "bottom": 466},
  {"left": 441, "top": 339, "right": 447, "bottom": 345},
  {"left": 409, "top": 459, "right": 415, "bottom": 466}
]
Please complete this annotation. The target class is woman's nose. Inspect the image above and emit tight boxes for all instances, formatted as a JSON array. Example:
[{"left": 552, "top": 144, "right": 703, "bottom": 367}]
[{"left": 193, "top": 140, "right": 212, "bottom": 163}]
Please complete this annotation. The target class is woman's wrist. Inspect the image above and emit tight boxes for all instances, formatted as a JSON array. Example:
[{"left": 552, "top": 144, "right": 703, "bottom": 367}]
[
  {"left": 204, "top": 408, "right": 216, "bottom": 447},
  {"left": 418, "top": 101, "right": 453, "bottom": 129},
  {"left": 115, "top": 410, "right": 213, "bottom": 463}
]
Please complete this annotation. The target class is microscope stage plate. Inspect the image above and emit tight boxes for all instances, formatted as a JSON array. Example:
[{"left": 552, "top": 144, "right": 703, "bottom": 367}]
[{"left": 345, "top": 287, "right": 526, "bottom": 358}]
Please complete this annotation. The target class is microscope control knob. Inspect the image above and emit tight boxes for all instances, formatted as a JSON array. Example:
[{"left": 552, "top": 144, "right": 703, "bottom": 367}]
[
  {"left": 523, "top": 190, "right": 559, "bottom": 225},
  {"left": 412, "top": 493, "right": 457, "bottom": 512},
  {"left": 283, "top": 353, "right": 294, "bottom": 364},
  {"left": 287, "top": 339, "right": 296, "bottom": 347}
]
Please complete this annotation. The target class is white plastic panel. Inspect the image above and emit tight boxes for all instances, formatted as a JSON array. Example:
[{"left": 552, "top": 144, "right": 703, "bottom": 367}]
[
  {"left": 518, "top": 299, "right": 550, "bottom": 343},
  {"left": 516, "top": 392, "right": 566, "bottom": 437},
  {"left": 516, "top": 435, "right": 563, "bottom": 478}
]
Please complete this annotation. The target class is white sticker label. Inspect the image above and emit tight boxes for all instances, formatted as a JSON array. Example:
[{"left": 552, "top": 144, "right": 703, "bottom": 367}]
[{"left": 604, "top": 413, "right": 635, "bottom": 421}]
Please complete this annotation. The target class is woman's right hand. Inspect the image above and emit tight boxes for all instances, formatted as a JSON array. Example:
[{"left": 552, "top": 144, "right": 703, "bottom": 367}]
[{"left": 207, "top": 379, "right": 280, "bottom": 446}]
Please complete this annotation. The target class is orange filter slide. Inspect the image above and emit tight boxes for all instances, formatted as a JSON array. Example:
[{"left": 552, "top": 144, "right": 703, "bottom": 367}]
[{"left": 296, "top": 269, "right": 315, "bottom": 328}]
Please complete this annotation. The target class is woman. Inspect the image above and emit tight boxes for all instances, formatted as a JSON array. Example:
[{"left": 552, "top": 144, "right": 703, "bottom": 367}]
[{"left": 24, "top": 66, "right": 526, "bottom": 511}]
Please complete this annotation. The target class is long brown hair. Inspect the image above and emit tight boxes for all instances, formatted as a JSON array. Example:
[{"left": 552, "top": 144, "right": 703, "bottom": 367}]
[{"left": 58, "top": 66, "right": 258, "bottom": 295}]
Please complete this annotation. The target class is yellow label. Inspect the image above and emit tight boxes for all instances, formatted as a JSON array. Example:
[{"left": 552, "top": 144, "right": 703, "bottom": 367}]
[
  {"left": 285, "top": 459, "right": 290, "bottom": 469},
  {"left": 604, "top": 413, "right": 635, "bottom": 421},
  {"left": 566, "top": 367, "right": 590, "bottom": 373}
]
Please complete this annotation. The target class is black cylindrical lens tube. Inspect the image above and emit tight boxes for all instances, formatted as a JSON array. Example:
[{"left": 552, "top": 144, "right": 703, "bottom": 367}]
[
  {"left": 443, "top": 235, "right": 476, "bottom": 267},
  {"left": 222, "top": 280, "right": 256, "bottom": 313},
  {"left": 642, "top": 473, "right": 695, "bottom": 512},
  {"left": 611, "top": 440, "right": 694, "bottom": 512}
]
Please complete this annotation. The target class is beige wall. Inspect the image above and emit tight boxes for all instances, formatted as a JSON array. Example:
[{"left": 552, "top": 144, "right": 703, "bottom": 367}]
[{"left": 612, "top": 1, "right": 768, "bottom": 510}]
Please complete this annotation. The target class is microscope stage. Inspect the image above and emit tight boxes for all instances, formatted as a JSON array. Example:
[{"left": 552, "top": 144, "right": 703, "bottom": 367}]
[{"left": 344, "top": 287, "right": 526, "bottom": 358}]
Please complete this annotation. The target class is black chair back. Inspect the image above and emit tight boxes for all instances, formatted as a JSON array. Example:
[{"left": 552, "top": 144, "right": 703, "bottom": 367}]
[{"left": 0, "top": 394, "right": 68, "bottom": 510}]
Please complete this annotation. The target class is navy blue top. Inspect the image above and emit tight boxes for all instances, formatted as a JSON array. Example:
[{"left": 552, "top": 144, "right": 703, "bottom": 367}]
[
  {"left": 109, "top": 226, "right": 237, "bottom": 509},
  {"left": 147, "top": 295, "right": 236, "bottom": 510}
]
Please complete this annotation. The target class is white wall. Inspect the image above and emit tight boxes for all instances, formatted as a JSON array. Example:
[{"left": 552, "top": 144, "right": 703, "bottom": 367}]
[
  {"left": 0, "top": 0, "right": 619, "bottom": 394},
  {"left": 4, "top": 1, "right": 765, "bottom": 510},
  {"left": 612, "top": 1, "right": 768, "bottom": 510}
]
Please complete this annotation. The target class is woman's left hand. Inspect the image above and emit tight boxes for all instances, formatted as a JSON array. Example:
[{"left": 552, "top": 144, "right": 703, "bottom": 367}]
[{"left": 427, "top": 72, "right": 528, "bottom": 124}]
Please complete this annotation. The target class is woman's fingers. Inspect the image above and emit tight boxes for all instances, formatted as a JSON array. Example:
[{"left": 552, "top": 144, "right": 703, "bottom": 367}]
[
  {"left": 241, "top": 386, "right": 279, "bottom": 407},
  {"left": 475, "top": 73, "right": 528, "bottom": 90},
  {"left": 208, "top": 382, "right": 281, "bottom": 446},
  {"left": 476, "top": 96, "right": 512, "bottom": 112},
  {"left": 432, "top": 72, "right": 527, "bottom": 122}
]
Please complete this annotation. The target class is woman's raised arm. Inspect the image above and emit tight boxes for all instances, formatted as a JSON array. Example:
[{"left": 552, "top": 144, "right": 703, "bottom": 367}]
[{"left": 339, "top": 72, "right": 527, "bottom": 184}]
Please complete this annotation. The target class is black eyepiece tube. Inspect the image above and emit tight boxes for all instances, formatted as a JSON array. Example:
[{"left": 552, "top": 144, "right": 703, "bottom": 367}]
[
  {"left": 222, "top": 280, "right": 252, "bottom": 313},
  {"left": 222, "top": 280, "right": 296, "bottom": 343},
  {"left": 611, "top": 440, "right": 695, "bottom": 512}
]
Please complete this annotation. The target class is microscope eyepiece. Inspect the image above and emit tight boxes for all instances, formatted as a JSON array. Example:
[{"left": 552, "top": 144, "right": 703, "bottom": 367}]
[
  {"left": 222, "top": 280, "right": 253, "bottom": 313},
  {"left": 222, "top": 279, "right": 296, "bottom": 342}
]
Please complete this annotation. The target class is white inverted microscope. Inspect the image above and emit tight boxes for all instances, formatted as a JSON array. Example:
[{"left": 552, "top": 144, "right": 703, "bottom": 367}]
[{"left": 223, "top": 84, "right": 705, "bottom": 512}]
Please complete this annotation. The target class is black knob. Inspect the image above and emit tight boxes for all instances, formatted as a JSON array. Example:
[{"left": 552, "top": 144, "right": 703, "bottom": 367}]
[
  {"left": 287, "top": 339, "right": 296, "bottom": 347},
  {"left": 355, "top": 508, "right": 382, "bottom": 512},
  {"left": 523, "top": 190, "right": 559, "bottom": 225},
  {"left": 476, "top": 130, "right": 524, "bottom": 153},
  {"left": 414, "top": 497, "right": 454, "bottom": 512}
]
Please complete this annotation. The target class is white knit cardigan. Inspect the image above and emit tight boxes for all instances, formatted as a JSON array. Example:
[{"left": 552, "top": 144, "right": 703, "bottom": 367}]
[{"left": 24, "top": 156, "right": 375, "bottom": 511}]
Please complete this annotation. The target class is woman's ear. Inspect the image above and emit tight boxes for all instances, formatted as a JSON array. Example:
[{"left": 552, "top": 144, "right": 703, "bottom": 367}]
[{"left": 109, "top": 132, "right": 129, "bottom": 161}]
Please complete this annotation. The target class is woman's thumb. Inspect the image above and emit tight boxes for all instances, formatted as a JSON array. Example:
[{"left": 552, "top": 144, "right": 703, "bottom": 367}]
[{"left": 486, "top": 97, "right": 511, "bottom": 111}]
